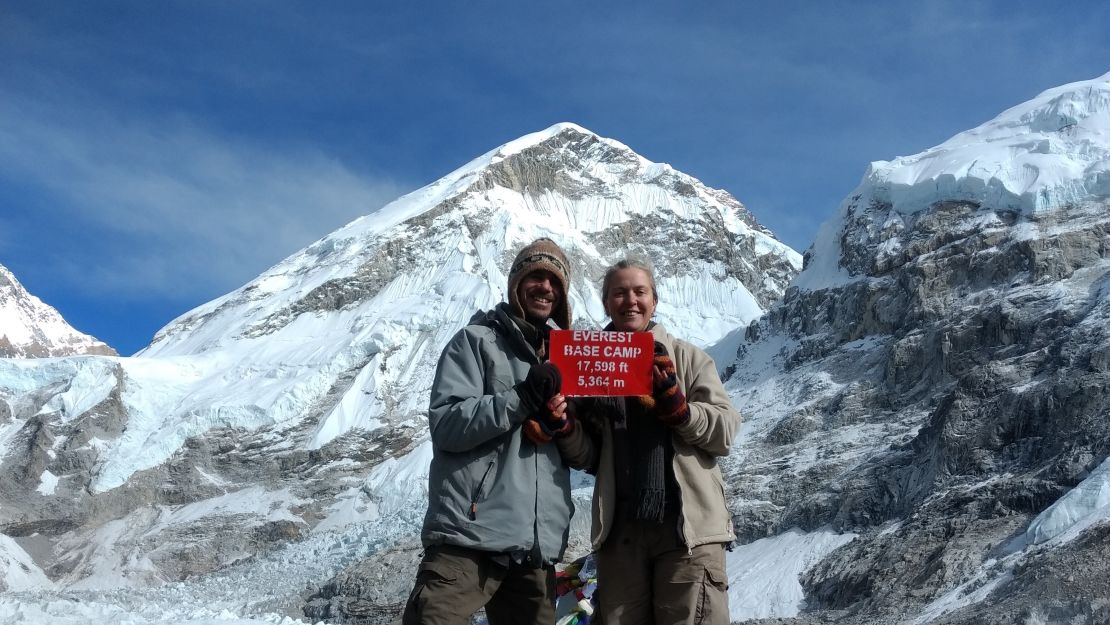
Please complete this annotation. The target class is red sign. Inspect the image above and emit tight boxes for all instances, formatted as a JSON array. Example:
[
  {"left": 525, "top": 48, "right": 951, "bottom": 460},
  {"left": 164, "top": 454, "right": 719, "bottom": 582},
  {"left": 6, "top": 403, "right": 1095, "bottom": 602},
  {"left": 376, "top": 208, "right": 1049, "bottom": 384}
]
[{"left": 549, "top": 329, "right": 655, "bottom": 396}]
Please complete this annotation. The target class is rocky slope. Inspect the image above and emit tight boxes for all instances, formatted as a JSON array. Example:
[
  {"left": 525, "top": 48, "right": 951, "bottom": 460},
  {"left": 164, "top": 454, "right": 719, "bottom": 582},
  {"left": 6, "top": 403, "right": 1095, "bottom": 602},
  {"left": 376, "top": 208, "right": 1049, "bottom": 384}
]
[
  {"left": 725, "top": 71, "right": 1110, "bottom": 623},
  {"left": 0, "top": 263, "right": 115, "bottom": 358}
]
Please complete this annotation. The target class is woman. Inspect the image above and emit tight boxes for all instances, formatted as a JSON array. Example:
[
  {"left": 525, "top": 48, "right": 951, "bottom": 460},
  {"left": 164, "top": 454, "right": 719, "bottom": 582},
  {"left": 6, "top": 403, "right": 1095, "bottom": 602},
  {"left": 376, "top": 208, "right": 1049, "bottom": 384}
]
[{"left": 556, "top": 259, "right": 740, "bottom": 625}]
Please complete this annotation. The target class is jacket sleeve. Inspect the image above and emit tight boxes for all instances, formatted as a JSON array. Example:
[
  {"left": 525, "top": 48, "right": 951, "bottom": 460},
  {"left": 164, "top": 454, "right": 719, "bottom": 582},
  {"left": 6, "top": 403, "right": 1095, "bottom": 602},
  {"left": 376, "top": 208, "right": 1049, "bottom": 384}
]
[
  {"left": 427, "top": 328, "right": 532, "bottom": 453},
  {"left": 670, "top": 341, "right": 741, "bottom": 457},
  {"left": 555, "top": 399, "right": 600, "bottom": 472}
]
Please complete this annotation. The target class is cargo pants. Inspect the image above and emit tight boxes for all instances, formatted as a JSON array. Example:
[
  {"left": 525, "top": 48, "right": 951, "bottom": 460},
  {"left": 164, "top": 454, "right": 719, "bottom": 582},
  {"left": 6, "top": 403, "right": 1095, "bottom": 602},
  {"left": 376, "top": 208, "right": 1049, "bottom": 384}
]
[
  {"left": 595, "top": 513, "right": 729, "bottom": 625},
  {"left": 400, "top": 545, "right": 556, "bottom": 625}
]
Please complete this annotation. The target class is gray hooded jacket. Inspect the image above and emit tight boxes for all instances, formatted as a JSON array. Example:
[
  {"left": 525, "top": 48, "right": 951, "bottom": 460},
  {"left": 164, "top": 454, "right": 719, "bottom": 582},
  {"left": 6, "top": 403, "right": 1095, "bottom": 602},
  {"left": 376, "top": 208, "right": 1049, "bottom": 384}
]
[{"left": 420, "top": 303, "right": 573, "bottom": 564}]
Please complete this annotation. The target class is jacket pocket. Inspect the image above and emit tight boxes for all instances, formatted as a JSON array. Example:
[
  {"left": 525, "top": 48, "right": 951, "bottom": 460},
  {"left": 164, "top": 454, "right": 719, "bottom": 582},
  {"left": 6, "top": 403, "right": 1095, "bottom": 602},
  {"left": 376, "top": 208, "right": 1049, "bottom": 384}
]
[
  {"left": 468, "top": 460, "right": 495, "bottom": 520},
  {"left": 695, "top": 563, "right": 728, "bottom": 625},
  {"left": 419, "top": 558, "right": 460, "bottom": 583},
  {"left": 402, "top": 557, "right": 464, "bottom": 625}
]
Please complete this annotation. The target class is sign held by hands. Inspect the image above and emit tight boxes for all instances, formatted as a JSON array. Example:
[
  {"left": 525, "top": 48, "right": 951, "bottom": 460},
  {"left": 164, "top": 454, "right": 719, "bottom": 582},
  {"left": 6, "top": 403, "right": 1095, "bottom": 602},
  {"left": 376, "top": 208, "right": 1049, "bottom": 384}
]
[{"left": 549, "top": 329, "right": 654, "bottom": 396}]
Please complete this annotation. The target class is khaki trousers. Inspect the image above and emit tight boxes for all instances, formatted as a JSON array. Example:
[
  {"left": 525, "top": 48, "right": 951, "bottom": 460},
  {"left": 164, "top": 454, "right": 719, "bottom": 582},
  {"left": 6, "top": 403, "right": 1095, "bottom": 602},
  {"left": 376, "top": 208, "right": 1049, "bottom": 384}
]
[
  {"left": 401, "top": 545, "right": 556, "bottom": 625},
  {"left": 595, "top": 515, "right": 729, "bottom": 625}
]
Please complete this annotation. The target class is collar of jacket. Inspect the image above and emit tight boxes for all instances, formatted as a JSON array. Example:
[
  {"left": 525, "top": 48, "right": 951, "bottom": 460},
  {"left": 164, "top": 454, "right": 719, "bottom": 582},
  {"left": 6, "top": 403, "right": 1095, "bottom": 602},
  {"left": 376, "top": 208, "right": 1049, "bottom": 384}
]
[{"left": 490, "top": 303, "right": 557, "bottom": 364}]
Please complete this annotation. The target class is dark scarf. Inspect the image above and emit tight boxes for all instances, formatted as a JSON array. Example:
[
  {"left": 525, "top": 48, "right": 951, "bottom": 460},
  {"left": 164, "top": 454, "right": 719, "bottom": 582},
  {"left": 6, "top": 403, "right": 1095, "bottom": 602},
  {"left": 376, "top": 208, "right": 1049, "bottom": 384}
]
[
  {"left": 514, "top": 315, "right": 550, "bottom": 360},
  {"left": 499, "top": 303, "right": 551, "bottom": 360},
  {"left": 605, "top": 322, "right": 677, "bottom": 524}
]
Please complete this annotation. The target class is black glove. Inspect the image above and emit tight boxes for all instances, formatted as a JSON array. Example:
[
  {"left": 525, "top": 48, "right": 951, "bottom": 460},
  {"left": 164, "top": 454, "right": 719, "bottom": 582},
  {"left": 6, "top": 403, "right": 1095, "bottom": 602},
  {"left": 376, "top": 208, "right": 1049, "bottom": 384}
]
[{"left": 516, "top": 362, "right": 561, "bottom": 413}]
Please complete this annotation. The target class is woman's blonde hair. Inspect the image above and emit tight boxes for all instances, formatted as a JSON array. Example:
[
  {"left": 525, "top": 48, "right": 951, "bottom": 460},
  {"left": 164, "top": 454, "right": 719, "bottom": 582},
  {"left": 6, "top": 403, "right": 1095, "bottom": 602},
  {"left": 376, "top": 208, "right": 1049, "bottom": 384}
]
[{"left": 600, "top": 259, "right": 658, "bottom": 304}]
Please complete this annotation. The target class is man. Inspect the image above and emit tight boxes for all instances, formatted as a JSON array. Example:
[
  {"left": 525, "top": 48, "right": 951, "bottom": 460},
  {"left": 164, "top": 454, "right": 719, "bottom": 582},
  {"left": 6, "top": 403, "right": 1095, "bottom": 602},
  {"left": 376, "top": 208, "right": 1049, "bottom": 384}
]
[{"left": 401, "top": 238, "right": 577, "bottom": 625}]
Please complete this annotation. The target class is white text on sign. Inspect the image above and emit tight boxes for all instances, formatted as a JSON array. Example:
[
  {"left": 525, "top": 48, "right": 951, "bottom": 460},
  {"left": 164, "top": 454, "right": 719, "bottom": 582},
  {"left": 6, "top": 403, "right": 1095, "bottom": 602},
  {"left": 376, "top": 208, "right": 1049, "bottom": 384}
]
[
  {"left": 561, "top": 343, "right": 644, "bottom": 359},
  {"left": 548, "top": 329, "right": 654, "bottom": 396}
]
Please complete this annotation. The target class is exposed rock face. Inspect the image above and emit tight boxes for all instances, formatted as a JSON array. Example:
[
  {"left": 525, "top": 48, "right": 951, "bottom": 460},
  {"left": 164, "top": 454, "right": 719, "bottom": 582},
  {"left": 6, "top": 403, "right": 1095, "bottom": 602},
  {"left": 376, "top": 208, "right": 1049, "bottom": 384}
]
[
  {"left": 0, "top": 263, "right": 116, "bottom": 358},
  {"left": 726, "top": 193, "right": 1110, "bottom": 620},
  {"left": 724, "top": 72, "right": 1110, "bottom": 622},
  {"left": 302, "top": 542, "right": 422, "bottom": 625},
  {"left": 931, "top": 523, "right": 1110, "bottom": 625}
]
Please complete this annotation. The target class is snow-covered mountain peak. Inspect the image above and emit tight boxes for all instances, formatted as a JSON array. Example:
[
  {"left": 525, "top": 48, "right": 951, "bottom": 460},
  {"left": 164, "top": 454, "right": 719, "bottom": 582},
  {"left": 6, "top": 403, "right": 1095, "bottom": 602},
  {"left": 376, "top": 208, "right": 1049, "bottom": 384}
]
[
  {"left": 727, "top": 73, "right": 1110, "bottom": 623},
  {"left": 144, "top": 123, "right": 797, "bottom": 357},
  {"left": 797, "top": 71, "right": 1110, "bottom": 291},
  {"left": 868, "top": 71, "right": 1110, "bottom": 216},
  {"left": 239, "top": 122, "right": 645, "bottom": 262},
  {"left": 0, "top": 263, "right": 115, "bottom": 358},
  {"left": 488, "top": 122, "right": 633, "bottom": 161},
  {"left": 1, "top": 124, "right": 797, "bottom": 502},
  {"left": 0, "top": 124, "right": 801, "bottom": 605}
]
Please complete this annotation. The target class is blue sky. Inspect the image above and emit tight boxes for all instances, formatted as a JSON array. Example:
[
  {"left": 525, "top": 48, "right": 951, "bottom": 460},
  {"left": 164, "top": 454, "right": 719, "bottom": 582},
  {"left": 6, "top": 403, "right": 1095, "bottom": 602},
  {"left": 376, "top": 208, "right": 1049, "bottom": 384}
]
[{"left": 2, "top": 1, "right": 1108, "bottom": 355}]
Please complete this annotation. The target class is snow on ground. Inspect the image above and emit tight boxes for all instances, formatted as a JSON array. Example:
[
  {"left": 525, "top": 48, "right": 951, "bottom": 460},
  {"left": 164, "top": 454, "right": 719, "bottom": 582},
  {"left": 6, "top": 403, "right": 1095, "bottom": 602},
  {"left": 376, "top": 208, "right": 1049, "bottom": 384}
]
[
  {"left": 0, "top": 535, "right": 53, "bottom": 592},
  {"left": 50, "top": 486, "right": 316, "bottom": 592},
  {"left": 1021, "top": 447, "right": 1110, "bottom": 547},
  {"left": 725, "top": 331, "right": 844, "bottom": 442},
  {"left": 0, "top": 447, "right": 439, "bottom": 623},
  {"left": 791, "top": 210, "right": 857, "bottom": 291},
  {"left": 705, "top": 325, "right": 748, "bottom": 377},
  {"left": 655, "top": 267, "right": 763, "bottom": 349},
  {"left": 5, "top": 473, "right": 1104, "bottom": 625},
  {"left": 33, "top": 470, "right": 57, "bottom": 496},
  {"left": 910, "top": 560, "right": 1014, "bottom": 625},
  {"left": 0, "top": 526, "right": 857, "bottom": 625},
  {"left": 312, "top": 440, "right": 433, "bottom": 535},
  {"left": 726, "top": 527, "right": 857, "bottom": 621},
  {"left": 37, "top": 357, "right": 117, "bottom": 421},
  {"left": 0, "top": 600, "right": 309, "bottom": 625}
]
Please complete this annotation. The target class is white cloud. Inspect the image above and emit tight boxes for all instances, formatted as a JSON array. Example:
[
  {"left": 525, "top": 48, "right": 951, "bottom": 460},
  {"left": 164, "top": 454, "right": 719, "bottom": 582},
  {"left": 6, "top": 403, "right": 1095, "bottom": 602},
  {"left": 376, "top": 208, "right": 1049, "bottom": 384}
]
[{"left": 0, "top": 92, "right": 409, "bottom": 301}]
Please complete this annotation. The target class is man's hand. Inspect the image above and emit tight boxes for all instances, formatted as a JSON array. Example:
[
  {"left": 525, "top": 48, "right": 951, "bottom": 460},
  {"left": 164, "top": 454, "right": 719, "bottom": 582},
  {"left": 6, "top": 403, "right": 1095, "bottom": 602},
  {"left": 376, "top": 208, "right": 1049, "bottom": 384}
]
[{"left": 516, "top": 362, "right": 561, "bottom": 413}]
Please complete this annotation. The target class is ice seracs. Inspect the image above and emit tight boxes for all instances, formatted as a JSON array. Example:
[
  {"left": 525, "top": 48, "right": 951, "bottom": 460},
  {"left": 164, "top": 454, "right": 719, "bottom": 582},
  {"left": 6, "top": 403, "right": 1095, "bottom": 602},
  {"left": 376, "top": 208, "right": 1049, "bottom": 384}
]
[
  {"left": 798, "top": 71, "right": 1110, "bottom": 293},
  {"left": 869, "top": 71, "right": 1110, "bottom": 215}
]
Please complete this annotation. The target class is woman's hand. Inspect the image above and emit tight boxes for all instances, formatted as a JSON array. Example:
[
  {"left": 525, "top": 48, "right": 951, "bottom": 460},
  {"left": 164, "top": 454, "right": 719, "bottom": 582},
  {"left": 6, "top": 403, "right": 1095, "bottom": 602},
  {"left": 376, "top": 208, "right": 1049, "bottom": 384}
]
[
  {"left": 523, "top": 393, "right": 575, "bottom": 444},
  {"left": 651, "top": 352, "right": 690, "bottom": 426},
  {"left": 547, "top": 393, "right": 568, "bottom": 420}
]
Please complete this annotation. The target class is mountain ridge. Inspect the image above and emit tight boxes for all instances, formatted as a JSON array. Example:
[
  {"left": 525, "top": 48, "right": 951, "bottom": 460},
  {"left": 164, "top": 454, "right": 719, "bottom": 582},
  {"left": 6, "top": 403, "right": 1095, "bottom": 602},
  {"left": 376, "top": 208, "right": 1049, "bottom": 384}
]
[{"left": 0, "top": 263, "right": 116, "bottom": 359}]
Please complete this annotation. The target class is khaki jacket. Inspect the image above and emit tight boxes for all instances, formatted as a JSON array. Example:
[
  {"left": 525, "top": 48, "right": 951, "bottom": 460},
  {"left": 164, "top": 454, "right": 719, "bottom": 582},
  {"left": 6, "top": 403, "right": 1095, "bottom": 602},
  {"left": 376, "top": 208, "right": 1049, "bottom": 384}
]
[{"left": 557, "top": 323, "right": 740, "bottom": 550}]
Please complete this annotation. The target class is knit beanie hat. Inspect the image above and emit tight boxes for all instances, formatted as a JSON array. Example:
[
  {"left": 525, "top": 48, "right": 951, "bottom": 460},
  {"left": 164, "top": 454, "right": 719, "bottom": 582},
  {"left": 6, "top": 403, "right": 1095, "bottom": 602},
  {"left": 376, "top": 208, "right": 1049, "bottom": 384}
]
[{"left": 508, "top": 238, "right": 572, "bottom": 330}]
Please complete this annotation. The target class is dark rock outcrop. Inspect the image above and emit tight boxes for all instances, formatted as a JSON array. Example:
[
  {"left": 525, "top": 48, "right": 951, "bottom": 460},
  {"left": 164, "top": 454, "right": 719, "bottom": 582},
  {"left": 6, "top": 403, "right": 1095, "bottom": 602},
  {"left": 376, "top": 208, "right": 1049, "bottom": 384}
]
[{"left": 727, "top": 194, "right": 1110, "bottom": 623}]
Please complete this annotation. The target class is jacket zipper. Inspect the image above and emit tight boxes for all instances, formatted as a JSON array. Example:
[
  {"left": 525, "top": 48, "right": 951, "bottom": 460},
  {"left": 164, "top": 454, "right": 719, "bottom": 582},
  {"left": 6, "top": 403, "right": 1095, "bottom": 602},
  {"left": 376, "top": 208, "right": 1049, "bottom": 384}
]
[
  {"left": 672, "top": 451, "right": 693, "bottom": 554},
  {"left": 469, "top": 461, "right": 495, "bottom": 520}
]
